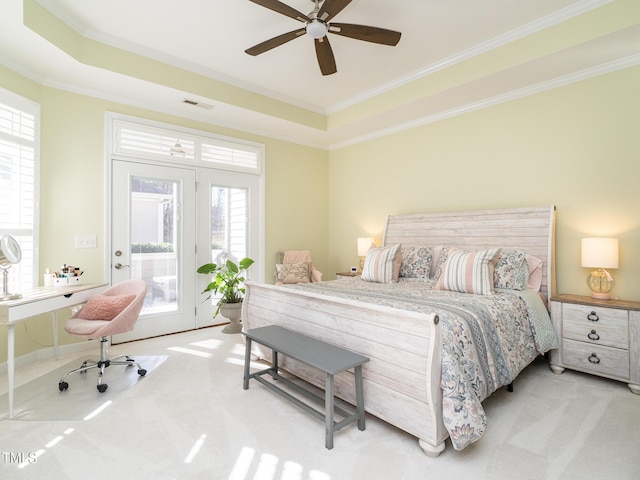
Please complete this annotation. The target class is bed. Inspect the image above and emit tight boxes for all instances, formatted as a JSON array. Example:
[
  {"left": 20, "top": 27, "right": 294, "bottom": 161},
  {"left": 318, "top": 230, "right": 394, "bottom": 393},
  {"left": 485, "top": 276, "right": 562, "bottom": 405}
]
[{"left": 242, "top": 206, "right": 558, "bottom": 456}]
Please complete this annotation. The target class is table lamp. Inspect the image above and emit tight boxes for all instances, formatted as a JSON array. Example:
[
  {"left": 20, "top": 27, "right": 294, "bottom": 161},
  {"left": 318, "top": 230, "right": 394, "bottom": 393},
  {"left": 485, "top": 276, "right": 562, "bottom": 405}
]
[
  {"left": 357, "top": 237, "right": 375, "bottom": 271},
  {"left": 581, "top": 237, "right": 618, "bottom": 300}
]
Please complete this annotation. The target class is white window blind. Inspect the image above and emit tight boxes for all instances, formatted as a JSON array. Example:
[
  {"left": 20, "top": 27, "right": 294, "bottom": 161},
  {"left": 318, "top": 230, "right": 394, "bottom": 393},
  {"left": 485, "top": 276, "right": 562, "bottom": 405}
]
[
  {"left": 201, "top": 140, "right": 259, "bottom": 170},
  {"left": 117, "top": 123, "right": 196, "bottom": 160},
  {"left": 113, "top": 119, "right": 262, "bottom": 174},
  {"left": 0, "top": 91, "right": 39, "bottom": 292}
]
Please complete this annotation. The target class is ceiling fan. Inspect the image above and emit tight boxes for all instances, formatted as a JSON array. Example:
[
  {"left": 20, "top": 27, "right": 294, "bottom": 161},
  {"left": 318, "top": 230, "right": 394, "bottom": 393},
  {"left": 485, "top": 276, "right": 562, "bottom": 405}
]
[{"left": 245, "top": 0, "right": 402, "bottom": 76}]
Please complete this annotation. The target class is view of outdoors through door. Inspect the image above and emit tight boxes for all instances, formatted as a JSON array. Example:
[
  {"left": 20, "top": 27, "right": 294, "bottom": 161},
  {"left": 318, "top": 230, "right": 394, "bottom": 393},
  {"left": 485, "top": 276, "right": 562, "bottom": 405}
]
[
  {"left": 130, "top": 177, "right": 179, "bottom": 315},
  {"left": 111, "top": 160, "right": 196, "bottom": 343},
  {"left": 210, "top": 185, "right": 248, "bottom": 268},
  {"left": 201, "top": 185, "right": 249, "bottom": 320}
]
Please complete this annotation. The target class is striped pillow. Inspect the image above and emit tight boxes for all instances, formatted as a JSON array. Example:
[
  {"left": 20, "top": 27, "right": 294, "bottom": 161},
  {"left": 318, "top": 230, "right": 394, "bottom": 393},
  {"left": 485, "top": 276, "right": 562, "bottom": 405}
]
[
  {"left": 436, "top": 247, "right": 502, "bottom": 295},
  {"left": 361, "top": 244, "right": 402, "bottom": 284}
]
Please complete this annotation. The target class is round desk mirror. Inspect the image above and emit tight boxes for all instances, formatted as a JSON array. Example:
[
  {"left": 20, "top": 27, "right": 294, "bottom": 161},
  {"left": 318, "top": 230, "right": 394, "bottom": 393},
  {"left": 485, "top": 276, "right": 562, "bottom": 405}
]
[{"left": 0, "top": 235, "right": 23, "bottom": 301}]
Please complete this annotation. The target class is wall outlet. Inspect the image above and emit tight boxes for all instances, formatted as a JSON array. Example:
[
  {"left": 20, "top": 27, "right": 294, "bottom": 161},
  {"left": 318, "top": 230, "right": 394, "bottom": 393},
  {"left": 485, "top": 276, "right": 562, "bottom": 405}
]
[{"left": 75, "top": 235, "right": 97, "bottom": 248}]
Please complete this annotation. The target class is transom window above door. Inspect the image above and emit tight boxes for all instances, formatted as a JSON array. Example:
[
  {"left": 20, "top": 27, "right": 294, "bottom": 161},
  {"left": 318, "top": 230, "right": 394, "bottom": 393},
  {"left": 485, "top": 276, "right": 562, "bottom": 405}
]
[{"left": 110, "top": 114, "right": 263, "bottom": 175}]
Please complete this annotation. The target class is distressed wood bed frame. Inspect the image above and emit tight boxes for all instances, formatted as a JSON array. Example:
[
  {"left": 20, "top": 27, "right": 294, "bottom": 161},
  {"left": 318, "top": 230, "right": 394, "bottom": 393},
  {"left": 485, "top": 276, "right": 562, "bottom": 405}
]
[{"left": 243, "top": 206, "right": 556, "bottom": 456}]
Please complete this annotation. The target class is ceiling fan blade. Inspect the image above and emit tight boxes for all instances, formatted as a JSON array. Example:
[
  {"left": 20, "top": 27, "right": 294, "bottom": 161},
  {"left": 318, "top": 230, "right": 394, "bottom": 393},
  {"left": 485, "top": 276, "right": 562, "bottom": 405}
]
[
  {"left": 249, "top": 0, "right": 310, "bottom": 23},
  {"left": 245, "top": 28, "right": 306, "bottom": 56},
  {"left": 317, "top": 0, "right": 352, "bottom": 22},
  {"left": 328, "top": 23, "right": 401, "bottom": 46},
  {"left": 314, "top": 37, "right": 337, "bottom": 76}
]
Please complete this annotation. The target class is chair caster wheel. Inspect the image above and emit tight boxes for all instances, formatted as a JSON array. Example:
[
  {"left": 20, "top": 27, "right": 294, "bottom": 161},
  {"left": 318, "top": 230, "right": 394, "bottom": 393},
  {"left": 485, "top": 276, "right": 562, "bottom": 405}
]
[
  {"left": 59, "top": 381, "right": 69, "bottom": 391},
  {"left": 97, "top": 384, "right": 108, "bottom": 393},
  {"left": 138, "top": 369, "right": 147, "bottom": 376}
]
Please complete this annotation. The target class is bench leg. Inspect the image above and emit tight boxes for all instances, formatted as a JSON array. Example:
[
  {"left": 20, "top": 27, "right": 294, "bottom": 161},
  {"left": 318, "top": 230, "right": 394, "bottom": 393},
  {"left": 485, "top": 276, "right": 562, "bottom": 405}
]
[
  {"left": 325, "top": 372, "right": 335, "bottom": 450},
  {"left": 354, "top": 365, "right": 365, "bottom": 431},
  {"left": 243, "top": 338, "right": 252, "bottom": 390},
  {"left": 272, "top": 350, "right": 278, "bottom": 376}
]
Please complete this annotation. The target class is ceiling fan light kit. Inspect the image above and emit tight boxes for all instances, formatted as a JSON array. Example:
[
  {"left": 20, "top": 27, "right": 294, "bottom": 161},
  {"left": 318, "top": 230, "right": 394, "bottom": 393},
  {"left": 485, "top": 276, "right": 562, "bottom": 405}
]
[
  {"left": 246, "top": 0, "right": 401, "bottom": 76},
  {"left": 306, "top": 19, "right": 328, "bottom": 39}
]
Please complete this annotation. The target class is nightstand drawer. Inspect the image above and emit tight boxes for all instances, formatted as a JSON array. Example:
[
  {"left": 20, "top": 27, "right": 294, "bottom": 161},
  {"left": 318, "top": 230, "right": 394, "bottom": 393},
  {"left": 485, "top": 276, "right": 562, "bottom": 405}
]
[
  {"left": 563, "top": 339, "right": 629, "bottom": 379},
  {"left": 562, "top": 303, "right": 628, "bottom": 349}
]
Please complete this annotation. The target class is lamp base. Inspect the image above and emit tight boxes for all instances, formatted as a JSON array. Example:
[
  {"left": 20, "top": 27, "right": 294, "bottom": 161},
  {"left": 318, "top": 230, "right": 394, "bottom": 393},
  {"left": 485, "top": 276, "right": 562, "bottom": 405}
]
[{"left": 587, "top": 268, "right": 614, "bottom": 301}]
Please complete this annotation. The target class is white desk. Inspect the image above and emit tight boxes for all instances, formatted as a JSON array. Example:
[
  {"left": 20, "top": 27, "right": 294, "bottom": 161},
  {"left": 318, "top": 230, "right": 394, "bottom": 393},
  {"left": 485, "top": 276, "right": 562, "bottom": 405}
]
[{"left": 0, "top": 283, "right": 108, "bottom": 418}]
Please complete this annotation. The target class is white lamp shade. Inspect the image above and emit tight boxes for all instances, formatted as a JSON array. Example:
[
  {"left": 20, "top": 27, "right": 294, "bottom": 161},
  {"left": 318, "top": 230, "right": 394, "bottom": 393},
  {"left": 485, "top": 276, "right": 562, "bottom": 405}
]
[
  {"left": 357, "top": 237, "right": 375, "bottom": 256},
  {"left": 581, "top": 238, "right": 619, "bottom": 269}
]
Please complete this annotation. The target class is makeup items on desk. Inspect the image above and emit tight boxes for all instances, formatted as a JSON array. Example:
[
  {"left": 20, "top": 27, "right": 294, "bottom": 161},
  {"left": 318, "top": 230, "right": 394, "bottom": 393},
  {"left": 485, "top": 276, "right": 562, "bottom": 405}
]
[{"left": 44, "top": 264, "right": 84, "bottom": 286}]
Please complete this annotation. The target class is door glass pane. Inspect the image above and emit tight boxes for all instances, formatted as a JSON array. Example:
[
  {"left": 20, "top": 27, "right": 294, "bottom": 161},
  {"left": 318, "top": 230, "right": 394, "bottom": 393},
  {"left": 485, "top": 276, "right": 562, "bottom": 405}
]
[
  {"left": 210, "top": 185, "right": 247, "bottom": 267},
  {"left": 130, "top": 177, "right": 179, "bottom": 314}
]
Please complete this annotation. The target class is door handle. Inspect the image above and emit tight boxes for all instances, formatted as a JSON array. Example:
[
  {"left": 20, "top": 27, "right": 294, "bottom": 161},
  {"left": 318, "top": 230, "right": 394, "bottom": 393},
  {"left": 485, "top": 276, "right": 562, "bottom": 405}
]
[{"left": 114, "top": 263, "right": 130, "bottom": 270}]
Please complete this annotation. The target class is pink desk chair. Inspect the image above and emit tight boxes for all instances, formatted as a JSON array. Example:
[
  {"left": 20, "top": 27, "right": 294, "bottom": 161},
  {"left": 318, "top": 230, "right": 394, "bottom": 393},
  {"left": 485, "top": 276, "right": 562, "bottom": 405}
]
[{"left": 58, "top": 279, "right": 147, "bottom": 393}]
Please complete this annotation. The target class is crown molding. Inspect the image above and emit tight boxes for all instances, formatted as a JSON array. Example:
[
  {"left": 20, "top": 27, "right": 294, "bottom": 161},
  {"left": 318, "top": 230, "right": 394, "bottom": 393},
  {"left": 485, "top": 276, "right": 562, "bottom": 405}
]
[
  {"left": 327, "top": 0, "right": 614, "bottom": 114},
  {"left": 329, "top": 52, "right": 640, "bottom": 150}
]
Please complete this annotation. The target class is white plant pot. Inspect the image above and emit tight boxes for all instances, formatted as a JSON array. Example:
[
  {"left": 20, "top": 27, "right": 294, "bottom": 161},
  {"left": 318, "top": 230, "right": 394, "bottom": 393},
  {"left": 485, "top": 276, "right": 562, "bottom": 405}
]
[{"left": 219, "top": 302, "right": 243, "bottom": 334}]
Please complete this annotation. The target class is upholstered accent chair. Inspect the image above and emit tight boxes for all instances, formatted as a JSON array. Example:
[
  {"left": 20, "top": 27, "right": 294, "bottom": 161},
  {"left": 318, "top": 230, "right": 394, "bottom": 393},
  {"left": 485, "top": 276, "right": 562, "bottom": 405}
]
[{"left": 275, "top": 250, "right": 323, "bottom": 285}]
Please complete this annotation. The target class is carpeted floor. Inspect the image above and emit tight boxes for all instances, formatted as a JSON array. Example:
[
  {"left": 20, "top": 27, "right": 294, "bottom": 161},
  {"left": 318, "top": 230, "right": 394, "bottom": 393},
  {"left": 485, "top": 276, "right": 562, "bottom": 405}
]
[
  {"left": 0, "top": 355, "right": 167, "bottom": 421},
  {"left": 0, "top": 326, "right": 639, "bottom": 479}
]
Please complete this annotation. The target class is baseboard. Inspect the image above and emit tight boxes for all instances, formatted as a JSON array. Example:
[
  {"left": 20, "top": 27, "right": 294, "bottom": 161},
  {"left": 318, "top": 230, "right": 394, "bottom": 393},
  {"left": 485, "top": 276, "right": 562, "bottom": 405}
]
[{"left": 0, "top": 341, "right": 95, "bottom": 376}]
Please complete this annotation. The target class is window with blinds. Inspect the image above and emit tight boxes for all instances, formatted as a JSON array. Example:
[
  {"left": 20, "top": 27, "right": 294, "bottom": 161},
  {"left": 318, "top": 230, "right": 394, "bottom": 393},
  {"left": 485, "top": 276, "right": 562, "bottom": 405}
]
[
  {"left": 113, "top": 118, "right": 262, "bottom": 174},
  {"left": 0, "top": 90, "right": 39, "bottom": 291}
]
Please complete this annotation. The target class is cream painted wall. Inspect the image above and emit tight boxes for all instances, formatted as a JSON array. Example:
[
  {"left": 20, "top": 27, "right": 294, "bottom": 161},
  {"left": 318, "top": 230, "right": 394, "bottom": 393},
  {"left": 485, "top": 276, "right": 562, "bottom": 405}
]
[
  {"left": 2, "top": 63, "right": 639, "bottom": 363},
  {"left": 0, "top": 71, "right": 329, "bottom": 362},
  {"left": 329, "top": 65, "right": 640, "bottom": 301}
]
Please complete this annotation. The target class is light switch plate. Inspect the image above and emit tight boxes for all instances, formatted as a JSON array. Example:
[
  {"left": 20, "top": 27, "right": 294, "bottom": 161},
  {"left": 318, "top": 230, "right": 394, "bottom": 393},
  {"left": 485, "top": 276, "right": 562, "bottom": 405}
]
[{"left": 75, "top": 235, "right": 97, "bottom": 248}]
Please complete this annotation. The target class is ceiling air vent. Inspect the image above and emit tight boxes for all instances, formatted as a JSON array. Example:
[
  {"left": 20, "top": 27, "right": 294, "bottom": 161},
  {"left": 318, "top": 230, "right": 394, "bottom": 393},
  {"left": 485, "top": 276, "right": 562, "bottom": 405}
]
[{"left": 182, "top": 98, "right": 214, "bottom": 110}]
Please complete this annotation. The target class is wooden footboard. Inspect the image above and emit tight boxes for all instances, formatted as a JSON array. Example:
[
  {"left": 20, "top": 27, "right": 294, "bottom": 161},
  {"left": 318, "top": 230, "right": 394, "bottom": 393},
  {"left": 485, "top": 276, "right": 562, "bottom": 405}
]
[{"left": 242, "top": 281, "right": 448, "bottom": 456}]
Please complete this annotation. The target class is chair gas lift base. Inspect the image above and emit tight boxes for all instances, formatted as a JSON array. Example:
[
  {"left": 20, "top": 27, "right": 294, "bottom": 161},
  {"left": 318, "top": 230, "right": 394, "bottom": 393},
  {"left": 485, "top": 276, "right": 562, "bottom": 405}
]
[{"left": 58, "top": 335, "right": 147, "bottom": 393}]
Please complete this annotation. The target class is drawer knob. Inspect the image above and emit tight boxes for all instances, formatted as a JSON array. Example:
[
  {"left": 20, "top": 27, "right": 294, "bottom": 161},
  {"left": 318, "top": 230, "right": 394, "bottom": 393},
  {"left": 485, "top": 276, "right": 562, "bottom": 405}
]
[
  {"left": 587, "top": 330, "right": 600, "bottom": 341},
  {"left": 588, "top": 353, "right": 601, "bottom": 364},
  {"left": 587, "top": 311, "right": 599, "bottom": 322}
]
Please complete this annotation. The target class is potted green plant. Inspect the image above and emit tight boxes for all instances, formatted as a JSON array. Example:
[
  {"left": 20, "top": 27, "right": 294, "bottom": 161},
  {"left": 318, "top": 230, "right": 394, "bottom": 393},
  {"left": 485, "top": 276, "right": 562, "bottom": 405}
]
[{"left": 197, "top": 257, "right": 254, "bottom": 333}]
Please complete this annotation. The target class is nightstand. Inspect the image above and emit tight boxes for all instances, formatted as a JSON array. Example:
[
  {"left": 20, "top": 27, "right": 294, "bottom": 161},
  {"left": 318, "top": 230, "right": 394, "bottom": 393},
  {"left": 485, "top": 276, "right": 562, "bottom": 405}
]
[
  {"left": 549, "top": 294, "right": 640, "bottom": 394},
  {"left": 336, "top": 271, "right": 360, "bottom": 279}
]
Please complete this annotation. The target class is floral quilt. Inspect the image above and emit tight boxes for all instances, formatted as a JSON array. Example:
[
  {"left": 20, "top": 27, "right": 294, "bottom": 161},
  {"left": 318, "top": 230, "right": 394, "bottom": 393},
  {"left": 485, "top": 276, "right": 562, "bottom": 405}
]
[{"left": 287, "top": 277, "right": 558, "bottom": 450}]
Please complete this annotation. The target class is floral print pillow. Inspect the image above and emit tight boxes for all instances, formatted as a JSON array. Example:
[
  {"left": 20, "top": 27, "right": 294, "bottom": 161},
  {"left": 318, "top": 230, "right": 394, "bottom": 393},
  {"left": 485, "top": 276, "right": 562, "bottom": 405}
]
[
  {"left": 276, "top": 262, "right": 311, "bottom": 284},
  {"left": 431, "top": 246, "right": 451, "bottom": 280},
  {"left": 399, "top": 245, "right": 433, "bottom": 278},
  {"left": 493, "top": 250, "right": 528, "bottom": 290}
]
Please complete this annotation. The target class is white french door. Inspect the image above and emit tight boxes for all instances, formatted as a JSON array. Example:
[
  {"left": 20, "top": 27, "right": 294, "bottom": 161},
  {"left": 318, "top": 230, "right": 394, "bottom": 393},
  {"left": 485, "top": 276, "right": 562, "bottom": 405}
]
[
  {"left": 195, "top": 169, "right": 261, "bottom": 327},
  {"left": 109, "top": 159, "right": 263, "bottom": 342},
  {"left": 111, "top": 160, "right": 197, "bottom": 342}
]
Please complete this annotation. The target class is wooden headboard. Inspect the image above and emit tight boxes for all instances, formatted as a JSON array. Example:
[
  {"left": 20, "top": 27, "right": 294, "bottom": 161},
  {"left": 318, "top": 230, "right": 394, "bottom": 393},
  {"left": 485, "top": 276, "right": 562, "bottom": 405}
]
[{"left": 383, "top": 206, "right": 557, "bottom": 300}]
